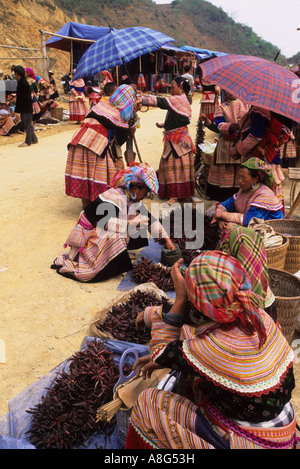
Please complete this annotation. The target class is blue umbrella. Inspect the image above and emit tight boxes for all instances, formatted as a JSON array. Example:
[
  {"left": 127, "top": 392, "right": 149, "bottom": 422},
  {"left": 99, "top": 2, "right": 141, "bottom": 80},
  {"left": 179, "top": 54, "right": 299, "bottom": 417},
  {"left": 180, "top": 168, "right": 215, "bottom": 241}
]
[{"left": 73, "top": 27, "right": 175, "bottom": 79}]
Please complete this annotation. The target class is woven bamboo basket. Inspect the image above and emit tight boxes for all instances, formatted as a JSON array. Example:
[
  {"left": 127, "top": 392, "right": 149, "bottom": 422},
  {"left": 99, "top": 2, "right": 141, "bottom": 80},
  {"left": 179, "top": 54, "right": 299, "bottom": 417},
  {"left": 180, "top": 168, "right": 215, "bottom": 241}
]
[
  {"left": 269, "top": 268, "right": 300, "bottom": 344},
  {"left": 50, "top": 107, "right": 63, "bottom": 120},
  {"left": 266, "top": 220, "right": 300, "bottom": 274},
  {"left": 266, "top": 235, "right": 289, "bottom": 270}
]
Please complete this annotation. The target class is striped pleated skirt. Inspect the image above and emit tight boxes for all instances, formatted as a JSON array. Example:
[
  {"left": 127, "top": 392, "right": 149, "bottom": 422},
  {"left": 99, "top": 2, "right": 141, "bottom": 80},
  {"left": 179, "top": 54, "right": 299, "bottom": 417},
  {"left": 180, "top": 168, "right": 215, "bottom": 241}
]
[
  {"left": 158, "top": 151, "right": 195, "bottom": 200},
  {"left": 55, "top": 228, "right": 128, "bottom": 282},
  {"left": 126, "top": 389, "right": 300, "bottom": 450},
  {"left": 65, "top": 144, "right": 117, "bottom": 201},
  {"left": 69, "top": 99, "right": 88, "bottom": 122}
]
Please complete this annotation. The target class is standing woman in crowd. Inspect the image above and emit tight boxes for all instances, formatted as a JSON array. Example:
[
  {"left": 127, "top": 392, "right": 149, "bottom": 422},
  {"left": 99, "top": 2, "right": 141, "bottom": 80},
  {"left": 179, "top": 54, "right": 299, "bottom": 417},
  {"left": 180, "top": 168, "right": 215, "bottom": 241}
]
[
  {"left": 14, "top": 65, "right": 38, "bottom": 147},
  {"left": 199, "top": 80, "right": 220, "bottom": 122},
  {"left": 69, "top": 69, "right": 88, "bottom": 124},
  {"left": 65, "top": 84, "right": 136, "bottom": 209},
  {"left": 203, "top": 90, "right": 250, "bottom": 202},
  {"left": 138, "top": 76, "right": 195, "bottom": 204},
  {"left": 229, "top": 106, "right": 293, "bottom": 209},
  {"left": 24, "top": 68, "right": 42, "bottom": 123}
]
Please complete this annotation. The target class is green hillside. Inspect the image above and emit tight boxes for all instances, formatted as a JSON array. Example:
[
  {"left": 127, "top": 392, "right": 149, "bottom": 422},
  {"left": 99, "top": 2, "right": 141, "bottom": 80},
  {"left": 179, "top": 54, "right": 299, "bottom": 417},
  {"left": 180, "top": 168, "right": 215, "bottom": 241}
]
[{"left": 54, "top": 0, "right": 291, "bottom": 64}]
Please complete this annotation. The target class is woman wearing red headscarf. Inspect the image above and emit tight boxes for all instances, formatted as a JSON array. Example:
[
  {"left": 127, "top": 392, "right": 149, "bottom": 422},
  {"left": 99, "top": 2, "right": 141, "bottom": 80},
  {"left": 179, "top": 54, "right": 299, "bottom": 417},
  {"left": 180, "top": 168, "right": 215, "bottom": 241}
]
[{"left": 126, "top": 252, "right": 299, "bottom": 449}]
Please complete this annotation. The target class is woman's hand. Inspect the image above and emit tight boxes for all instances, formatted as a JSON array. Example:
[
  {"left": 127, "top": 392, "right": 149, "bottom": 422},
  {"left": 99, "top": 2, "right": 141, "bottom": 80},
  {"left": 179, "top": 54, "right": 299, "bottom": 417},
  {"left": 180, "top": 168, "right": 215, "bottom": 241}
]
[
  {"left": 135, "top": 310, "right": 146, "bottom": 331},
  {"left": 171, "top": 259, "right": 187, "bottom": 307},
  {"left": 229, "top": 146, "right": 238, "bottom": 158},
  {"left": 229, "top": 123, "right": 239, "bottom": 134},
  {"left": 132, "top": 354, "right": 161, "bottom": 379},
  {"left": 135, "top": 98, "right": 143, "bottom": 111},
  {"left": 165, "top": 238, "right": 176, "bottom": 251},
  {"left": 218, "top": 220, "right": 228, "bottom": 231},
  {"left": 156, "top": 122, "right": 164, "bottom": 129},
  {"left": 199, "top": 113, "right": 211, "bottom": 127}
]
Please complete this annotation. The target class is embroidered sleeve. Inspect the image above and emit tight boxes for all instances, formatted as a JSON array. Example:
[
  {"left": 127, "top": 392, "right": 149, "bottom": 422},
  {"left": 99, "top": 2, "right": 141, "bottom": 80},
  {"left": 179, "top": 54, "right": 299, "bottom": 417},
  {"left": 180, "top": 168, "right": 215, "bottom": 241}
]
[
  {"left": 219, "top": 196, "right": 236, "bottom": 213},
  {"left": 220, "top": 210, "right": 244, "bottom": 226},
  {"left": 236, "top": 112, "right": 269, "bottom": 156}
]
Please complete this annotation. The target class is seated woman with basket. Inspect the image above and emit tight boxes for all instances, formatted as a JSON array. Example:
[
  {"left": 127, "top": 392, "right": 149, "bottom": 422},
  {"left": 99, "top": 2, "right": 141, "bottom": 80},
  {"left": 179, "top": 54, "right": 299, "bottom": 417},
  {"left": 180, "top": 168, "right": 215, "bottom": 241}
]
[{"left": 213, "top": 158, "right": 284, "bottom": 231}]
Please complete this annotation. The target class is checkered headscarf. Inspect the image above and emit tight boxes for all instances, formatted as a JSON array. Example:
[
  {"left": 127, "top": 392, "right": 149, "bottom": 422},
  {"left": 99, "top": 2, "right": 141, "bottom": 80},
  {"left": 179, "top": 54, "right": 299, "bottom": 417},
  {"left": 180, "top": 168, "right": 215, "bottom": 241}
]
[
  {"left": 109, "top": 84, "right": 135, "bottom": 122},
  {"left": 185, "top": 251, "right": 267, "bottom": 347}
]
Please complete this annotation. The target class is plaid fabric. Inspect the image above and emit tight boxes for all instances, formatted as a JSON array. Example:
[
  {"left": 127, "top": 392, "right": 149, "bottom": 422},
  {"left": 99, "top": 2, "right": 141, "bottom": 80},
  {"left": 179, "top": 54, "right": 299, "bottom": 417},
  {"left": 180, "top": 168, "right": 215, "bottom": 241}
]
[
  {"left": 92, "top": 97, "right": 129, "bottom": 128},
  {"left": 185, "top": 251, "right": 267, "bottom": 347},
  {"left": 109, "top": 84, "right": 135, "bottom": 122},
  {"left": 220, "top": 226, "right": 270, "bottom": 308},
  {"left": 200, "top": 54, "right": 300, "bottom": 122},
  {"left": 74, "top": 27, "right": 175, "bottom": 78},
  {"left": 234, "top": 402, "right": 294, "bottom": 429}
]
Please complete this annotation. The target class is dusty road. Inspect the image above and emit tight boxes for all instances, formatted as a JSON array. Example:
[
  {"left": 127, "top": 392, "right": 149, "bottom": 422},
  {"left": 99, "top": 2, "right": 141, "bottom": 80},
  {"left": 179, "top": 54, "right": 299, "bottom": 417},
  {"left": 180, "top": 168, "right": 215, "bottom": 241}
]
[{"left": 0, "top": 96, "right": 299, "bottom": 423}]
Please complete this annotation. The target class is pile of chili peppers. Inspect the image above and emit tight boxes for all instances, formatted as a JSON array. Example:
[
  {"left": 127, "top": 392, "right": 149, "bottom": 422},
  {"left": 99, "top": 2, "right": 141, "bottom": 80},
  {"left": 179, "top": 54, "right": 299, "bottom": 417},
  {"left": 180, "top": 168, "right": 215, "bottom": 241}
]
[
  {"left": 132, "top": 258, "right": 174, "bottom": 292},
  {"left": 96, "top": 289, "right": 172, "bottom": 343},
  {"left": 26, "top": 340, "right": 127, "bottom": 449}
]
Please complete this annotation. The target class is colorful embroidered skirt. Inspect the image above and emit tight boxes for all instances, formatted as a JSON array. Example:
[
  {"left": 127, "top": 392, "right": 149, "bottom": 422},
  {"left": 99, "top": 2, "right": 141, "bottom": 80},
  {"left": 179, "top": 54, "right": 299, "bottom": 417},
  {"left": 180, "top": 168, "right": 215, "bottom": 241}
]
[
  {"left": 0, "top": 115, "right": 21, "bottom": 136},
  {"left": 55, "top": 227, "right": 129, "bottom": 282},
  {"left": 158, "top": 151, "right": 195, "bottom": 200},
  {"left": 69, "top": 100, "right": 88, "bottom": 122},
  {"left": 199, "top": 101, "right": 217, "bottom": 121},
  {"left": 126, "top": 389, "right": 300, "bottom": 450},
  {"left": 65, "top": 145, "right": 117, "bottom": 201}
]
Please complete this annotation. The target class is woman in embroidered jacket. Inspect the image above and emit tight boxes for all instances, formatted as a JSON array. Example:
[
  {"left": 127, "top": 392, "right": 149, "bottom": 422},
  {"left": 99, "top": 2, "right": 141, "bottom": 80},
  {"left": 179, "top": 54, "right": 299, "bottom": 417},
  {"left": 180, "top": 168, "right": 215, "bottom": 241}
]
[
  {"left": 125, "top": 251, "right": 298, "bottom": 449},
  {"left": 65, "top": 84, "right": 136, "bottom": 209},
  {"left": 205, "top": 91, "right": 250, "bottom": 201},
  {"left": 69, "top": 70, "right": 88, "bottom": 123},
  {"left": 229, "top": 106, "right": 293, "bottom": 206},
  {"left": 54, "top": 163, "right": 175, "bottom": 282},
  {"left": 214, "top": 158, "right": 284, "bottom": 230},
  {"left": 138, "top": 76, "right": 195, "bottom": 204},
  {"left": 199, "top": 81, "right": 221, "bottom": 121}
]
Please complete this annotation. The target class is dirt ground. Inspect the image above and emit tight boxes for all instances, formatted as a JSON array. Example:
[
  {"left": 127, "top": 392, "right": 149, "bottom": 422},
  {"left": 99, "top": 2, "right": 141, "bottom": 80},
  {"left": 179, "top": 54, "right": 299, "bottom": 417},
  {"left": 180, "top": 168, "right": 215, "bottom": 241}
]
[{"left": 0, "top": 94, "right": 299, "bottom": 424}]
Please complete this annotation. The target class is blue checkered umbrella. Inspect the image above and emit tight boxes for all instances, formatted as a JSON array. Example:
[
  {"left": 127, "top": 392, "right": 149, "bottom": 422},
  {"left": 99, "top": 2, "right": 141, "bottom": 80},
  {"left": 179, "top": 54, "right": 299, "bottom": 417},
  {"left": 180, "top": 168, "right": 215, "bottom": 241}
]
[{"left": 73, "top": 27, "right": 175, "bottom": 79}]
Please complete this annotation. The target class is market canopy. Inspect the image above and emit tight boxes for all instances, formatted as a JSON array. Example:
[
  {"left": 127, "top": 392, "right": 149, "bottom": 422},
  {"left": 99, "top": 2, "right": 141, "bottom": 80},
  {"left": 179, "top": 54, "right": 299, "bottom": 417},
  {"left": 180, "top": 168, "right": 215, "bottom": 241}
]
[
  {"left": 181, "top": 45, "right": 227, "bottom": 60},
  {"left": 45, "top": 21, "right": 112, "bottom": 52}
]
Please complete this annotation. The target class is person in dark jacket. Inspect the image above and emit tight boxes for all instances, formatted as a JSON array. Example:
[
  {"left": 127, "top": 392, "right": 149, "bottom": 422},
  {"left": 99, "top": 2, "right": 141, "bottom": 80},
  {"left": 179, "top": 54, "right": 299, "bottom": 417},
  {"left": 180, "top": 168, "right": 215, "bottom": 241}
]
[{"left": 14, "top": 65, "right": 38, "bottom": 147}]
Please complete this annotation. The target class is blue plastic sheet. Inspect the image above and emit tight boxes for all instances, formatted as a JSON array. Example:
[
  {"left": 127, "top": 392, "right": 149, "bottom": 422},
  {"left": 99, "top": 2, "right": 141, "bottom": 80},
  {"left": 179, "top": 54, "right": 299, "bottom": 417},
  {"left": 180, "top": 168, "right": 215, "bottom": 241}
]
[{"left": 0, "top": 338, "right": 149, "bottom": 449}]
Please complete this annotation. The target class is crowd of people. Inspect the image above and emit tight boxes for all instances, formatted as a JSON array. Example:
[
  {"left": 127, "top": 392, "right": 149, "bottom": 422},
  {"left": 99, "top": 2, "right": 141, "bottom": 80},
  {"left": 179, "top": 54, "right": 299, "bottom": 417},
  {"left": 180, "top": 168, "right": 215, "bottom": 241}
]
[
  {"left": 0, "top": 65, "right": 59, "bottom": 145},
  {"left": 6, "top": 60, "right": 300, "bottom": 449}
]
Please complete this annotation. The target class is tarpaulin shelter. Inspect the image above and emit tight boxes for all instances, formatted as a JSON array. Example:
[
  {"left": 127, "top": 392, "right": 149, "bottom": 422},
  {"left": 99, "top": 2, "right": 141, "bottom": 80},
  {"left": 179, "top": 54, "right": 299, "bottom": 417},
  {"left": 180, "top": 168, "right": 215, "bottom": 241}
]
[
  {"left": 181, "top": 45, "right": 227, "bottom": 61},
  {"left": 45, "top": 22, "right": 112, "bottom": 70}
]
